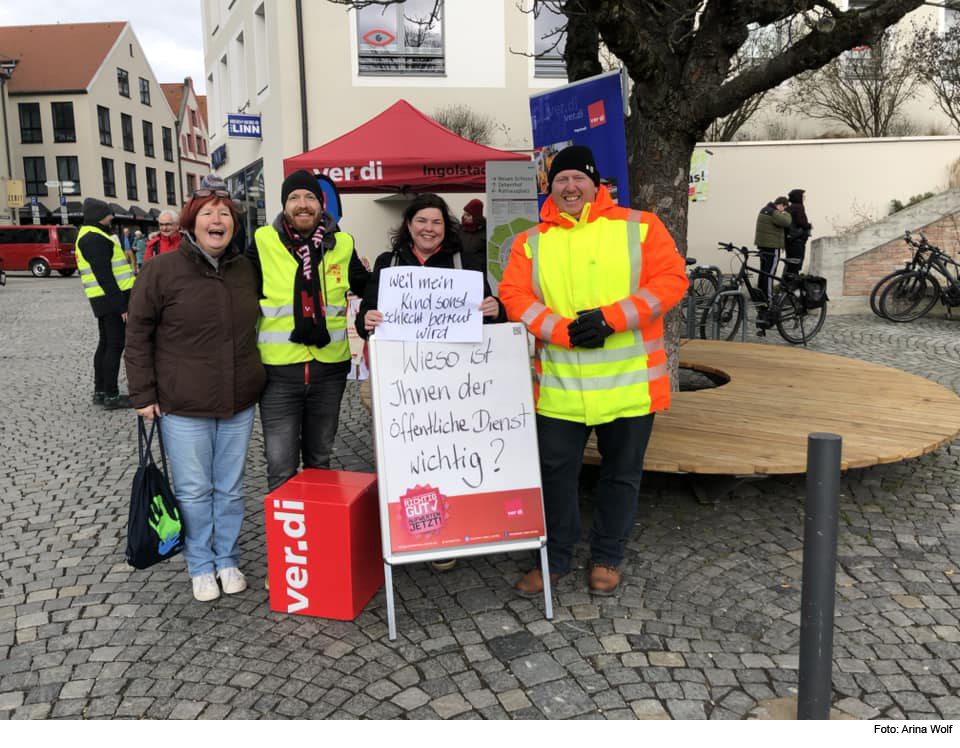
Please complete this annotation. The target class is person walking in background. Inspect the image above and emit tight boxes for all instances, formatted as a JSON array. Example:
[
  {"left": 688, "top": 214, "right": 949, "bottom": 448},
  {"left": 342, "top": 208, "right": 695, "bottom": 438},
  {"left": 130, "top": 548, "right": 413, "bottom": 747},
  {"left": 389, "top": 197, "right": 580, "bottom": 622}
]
[
  {"left": 120, "top": 227, "right": 137, "bottom": 273},
  {"left": 459, "top": 199, "right": 487, "bottom": 270},
  {"left": 499, "top": 145, "right": 686, "bottom": 597},
  {"left": 132, "top": 230, "right": 147, "bottom": 271},
  {"left": 145, "top": 210, "right": 181, "bottom": 260},
  {"left": 785, "top": 188, "right": 812, "bottom": 280},
  {"left": 76, "top": 198, "right": 135, "bottom": 410},
  {"left": 754, "top": 196, "right": 791, "bottom": 315},
  {"left": 247, "top": 170, "right": 369, "bottom": 492},
  {"left": 359, "top": 192, "right": 505, "bottom": 574},
  {"left": 125, "top": 186, "right": 265, "bottom": 602}
]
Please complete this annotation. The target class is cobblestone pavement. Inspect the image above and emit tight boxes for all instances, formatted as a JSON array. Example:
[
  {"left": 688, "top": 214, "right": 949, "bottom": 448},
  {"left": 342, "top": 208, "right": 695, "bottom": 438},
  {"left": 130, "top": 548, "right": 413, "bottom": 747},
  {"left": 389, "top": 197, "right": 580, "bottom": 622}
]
[{"left": 1, "top": 276, "right": 958, "bottom": 720}]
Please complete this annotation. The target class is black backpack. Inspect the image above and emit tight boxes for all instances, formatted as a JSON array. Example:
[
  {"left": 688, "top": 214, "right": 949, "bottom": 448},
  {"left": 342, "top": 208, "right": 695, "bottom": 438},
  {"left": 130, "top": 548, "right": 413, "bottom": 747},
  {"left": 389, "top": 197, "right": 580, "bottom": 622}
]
[{"left": 125, "top": 417, "right": 184, "bottom": 569}]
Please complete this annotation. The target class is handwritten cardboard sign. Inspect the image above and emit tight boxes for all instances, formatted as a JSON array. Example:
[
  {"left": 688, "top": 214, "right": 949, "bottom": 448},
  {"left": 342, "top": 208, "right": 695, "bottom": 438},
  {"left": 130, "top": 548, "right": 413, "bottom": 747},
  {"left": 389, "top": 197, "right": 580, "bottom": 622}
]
[
  {"left": 369, "top": 324, "right": 545, "bottom": 557},
  {"left": 376, "top": 266, "right": 483, "bottom": 343}
]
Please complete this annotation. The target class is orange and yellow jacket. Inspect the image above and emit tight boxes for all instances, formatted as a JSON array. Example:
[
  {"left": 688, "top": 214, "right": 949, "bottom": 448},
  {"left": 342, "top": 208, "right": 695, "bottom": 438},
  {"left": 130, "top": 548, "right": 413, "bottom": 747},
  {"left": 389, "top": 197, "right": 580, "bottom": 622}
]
[{"left": 499, "top": 186, "right": 687, "bottom": 426}]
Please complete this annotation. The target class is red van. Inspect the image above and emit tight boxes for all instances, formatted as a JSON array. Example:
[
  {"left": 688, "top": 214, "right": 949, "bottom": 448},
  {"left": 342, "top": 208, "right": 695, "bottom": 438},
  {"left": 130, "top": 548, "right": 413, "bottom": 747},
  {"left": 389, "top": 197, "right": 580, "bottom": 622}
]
[{"left": 0, "top": 224, "right": 78, "bottom": 277}]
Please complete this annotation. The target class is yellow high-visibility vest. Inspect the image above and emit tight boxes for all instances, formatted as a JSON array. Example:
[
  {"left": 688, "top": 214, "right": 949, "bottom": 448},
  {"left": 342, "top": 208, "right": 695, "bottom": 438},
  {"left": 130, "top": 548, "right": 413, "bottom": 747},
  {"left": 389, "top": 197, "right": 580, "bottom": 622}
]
[
  {"left": 76, "top": 225, "right": 135, "bottom": 298},
  {"left": 254, "top": 226, "right": 351, "bottom": 365},
  {"left": 526, "top": 211, "right": 664, "bottom": 426}
]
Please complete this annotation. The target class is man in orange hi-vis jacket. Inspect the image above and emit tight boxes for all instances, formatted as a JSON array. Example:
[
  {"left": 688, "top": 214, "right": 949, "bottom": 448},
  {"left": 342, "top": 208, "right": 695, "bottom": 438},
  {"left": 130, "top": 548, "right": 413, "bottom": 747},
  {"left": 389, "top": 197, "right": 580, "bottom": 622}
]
[{"left": 499, "top": 145, "right": 687, "bottom": 597}]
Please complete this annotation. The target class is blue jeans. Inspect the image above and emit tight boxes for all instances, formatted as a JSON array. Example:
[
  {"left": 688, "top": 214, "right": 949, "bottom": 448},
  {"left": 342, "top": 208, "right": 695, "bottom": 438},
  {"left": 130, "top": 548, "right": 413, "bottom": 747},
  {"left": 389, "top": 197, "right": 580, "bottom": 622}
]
[
  {"left": 159, "top": 406, "right": 256, "bottom": 576},
  {"left": 537, "top": 413, "right": 655, "bottom": 575},
  {"left": 260, "top": 361, "right": 350, "bottom": 491}
]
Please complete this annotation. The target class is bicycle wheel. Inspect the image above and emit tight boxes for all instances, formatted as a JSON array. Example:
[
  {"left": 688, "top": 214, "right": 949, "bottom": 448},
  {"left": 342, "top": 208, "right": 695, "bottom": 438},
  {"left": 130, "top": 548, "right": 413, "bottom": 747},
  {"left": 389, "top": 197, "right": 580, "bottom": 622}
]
[
  {"left": 699, "top": 289, "right": 743, "bottom": 340},
  {"left": 680, "top": 269, "right": 719, "bottom": 335},
  {"left": 869, "top": 269, "right": 911, "bottom": 319},
  {"left": 879, "top": 271, "right": 940, "bottom": 322},
  {"left": 774, "top": 290, "right": 826, "bottom": 344}
]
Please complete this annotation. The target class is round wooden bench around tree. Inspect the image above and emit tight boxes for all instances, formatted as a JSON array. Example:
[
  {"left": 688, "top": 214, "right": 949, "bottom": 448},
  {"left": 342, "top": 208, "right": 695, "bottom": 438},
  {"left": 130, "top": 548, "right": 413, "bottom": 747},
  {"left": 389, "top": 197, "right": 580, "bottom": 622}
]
[{"left": 359, "top": 339, "right": 960, "bottom": 476}]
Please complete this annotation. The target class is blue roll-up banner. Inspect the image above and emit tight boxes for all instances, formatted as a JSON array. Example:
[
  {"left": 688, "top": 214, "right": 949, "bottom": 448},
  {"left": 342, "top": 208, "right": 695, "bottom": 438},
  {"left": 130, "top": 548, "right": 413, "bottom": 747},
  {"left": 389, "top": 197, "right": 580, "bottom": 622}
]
[
  {"left": 314, "top": 173, "right": 343, "bottom": 224},
  {"left": 529, "top": 69, "right": 629, "bottom": 209}
]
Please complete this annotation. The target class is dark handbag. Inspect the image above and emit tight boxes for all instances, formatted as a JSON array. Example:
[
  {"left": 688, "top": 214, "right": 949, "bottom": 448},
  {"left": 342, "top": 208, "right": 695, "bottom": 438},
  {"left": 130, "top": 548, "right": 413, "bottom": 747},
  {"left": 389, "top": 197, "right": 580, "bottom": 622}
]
[
  {"left": 125, "top": 416, "right": 184, "bottom": 569},
  {"left": 800, "top": 275, "right": 829, "bottom": 309}
]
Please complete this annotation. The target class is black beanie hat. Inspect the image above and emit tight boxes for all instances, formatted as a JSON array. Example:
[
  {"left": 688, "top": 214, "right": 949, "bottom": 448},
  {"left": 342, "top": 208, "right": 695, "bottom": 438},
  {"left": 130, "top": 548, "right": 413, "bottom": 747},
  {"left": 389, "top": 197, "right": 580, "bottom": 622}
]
[
  {"left": 281, "top": 169, "right": 323, "bottom": 206},
  {"left": 82, "top": 197, "right": 112, "bottom": 225},
  {"left": 547, "top": 145, "right": 600, "bottom": 190}
]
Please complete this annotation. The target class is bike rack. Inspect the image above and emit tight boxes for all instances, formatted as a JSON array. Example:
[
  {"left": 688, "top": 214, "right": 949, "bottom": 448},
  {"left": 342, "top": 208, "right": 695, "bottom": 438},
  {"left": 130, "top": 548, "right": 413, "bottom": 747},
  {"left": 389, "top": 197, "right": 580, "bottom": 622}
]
[
  {"left": 704, "top": 288, "right": 747, "bottom": 342},
  {"left": 682, "top": 292, "right": 698, "bottom": 338}
]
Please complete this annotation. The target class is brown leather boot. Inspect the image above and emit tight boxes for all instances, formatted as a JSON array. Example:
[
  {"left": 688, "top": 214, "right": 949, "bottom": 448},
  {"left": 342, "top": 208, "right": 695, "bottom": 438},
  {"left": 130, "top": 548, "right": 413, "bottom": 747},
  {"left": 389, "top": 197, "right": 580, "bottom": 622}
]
[
  {"left": 589, "top": 562, "right": 621, "bottom": 596},
  {"left": 514, "top": 569, "right": 560, "bottom": 598}
]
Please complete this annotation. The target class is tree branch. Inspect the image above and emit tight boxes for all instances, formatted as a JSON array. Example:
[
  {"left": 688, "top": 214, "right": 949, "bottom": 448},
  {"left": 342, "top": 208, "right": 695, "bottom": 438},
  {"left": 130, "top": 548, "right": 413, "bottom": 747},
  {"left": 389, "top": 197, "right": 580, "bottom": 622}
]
[{"left": 698, "top": 0, "right": 924, "bottom": 126}]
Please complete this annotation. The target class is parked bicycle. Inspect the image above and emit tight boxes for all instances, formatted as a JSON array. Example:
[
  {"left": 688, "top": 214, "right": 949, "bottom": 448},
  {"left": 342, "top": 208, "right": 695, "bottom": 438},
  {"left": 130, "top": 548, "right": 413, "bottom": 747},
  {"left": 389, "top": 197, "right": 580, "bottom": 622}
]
[
  {"left": 869, "top": 231, "right": 935, "bottom": 319},
  {"left": 679, "top": 256, "right": 721, "bottom": 337},
  {"left": 699, "top": 242, "right": 828, "bottom": 345},
  {"left": 877, "top": 233, "right": 960, "bottom": 322}
]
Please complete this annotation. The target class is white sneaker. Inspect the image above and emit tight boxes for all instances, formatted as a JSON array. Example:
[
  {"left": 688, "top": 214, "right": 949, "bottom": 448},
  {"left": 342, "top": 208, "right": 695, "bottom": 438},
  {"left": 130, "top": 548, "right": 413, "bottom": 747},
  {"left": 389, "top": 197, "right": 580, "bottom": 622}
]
[
  {"left": 217, "top": 567, "right": 247, "bottom": 595},
  {"left": 191, "top": 572, "right": 220, "bottom": 602}
]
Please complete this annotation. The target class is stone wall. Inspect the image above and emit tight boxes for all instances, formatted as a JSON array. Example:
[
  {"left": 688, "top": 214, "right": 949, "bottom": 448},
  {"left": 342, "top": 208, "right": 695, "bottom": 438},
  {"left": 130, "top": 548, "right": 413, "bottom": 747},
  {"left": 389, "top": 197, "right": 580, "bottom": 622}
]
[{"left": 808, "top": 190, "right": 960, "bottom": 314}]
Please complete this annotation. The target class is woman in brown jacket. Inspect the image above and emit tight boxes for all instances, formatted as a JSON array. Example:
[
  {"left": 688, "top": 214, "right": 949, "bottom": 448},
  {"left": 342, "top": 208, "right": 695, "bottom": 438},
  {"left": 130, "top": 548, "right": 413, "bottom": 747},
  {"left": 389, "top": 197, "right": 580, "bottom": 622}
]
[{"left": 125, "top": 188, "right": 265, "bottom": 602}]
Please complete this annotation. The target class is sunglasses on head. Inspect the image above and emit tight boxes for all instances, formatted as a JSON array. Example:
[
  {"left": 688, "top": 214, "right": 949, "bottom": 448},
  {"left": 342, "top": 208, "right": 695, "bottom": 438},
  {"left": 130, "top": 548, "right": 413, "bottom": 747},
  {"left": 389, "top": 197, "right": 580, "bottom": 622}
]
[{"left": 192, "top": 188, "right": 230, "bottom": 199}]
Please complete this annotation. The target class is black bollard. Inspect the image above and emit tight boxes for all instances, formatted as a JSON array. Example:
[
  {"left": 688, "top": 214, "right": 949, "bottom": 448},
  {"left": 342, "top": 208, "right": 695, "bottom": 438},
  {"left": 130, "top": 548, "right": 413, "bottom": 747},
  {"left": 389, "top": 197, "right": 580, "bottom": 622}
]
[{"left": 797, "top": 432, "right": 842, "bottom": 720}]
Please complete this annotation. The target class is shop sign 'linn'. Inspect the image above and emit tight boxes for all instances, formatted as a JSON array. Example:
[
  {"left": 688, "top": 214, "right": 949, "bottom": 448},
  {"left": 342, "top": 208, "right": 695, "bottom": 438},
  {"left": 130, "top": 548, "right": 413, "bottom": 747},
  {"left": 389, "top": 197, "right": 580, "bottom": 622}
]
[
  {"left": 271, "top": 499, "right": 310, "bottom": 612},
  {"left": 227, "top": 113, "right": 262, "bottom": 138}
]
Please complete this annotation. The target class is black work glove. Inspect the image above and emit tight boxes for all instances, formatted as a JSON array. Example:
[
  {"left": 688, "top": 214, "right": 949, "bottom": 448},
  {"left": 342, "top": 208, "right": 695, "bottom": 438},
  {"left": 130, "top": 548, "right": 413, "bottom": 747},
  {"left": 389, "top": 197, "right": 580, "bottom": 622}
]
[{"left": 568, "top": 308, "right": 614, "bottom": 348}]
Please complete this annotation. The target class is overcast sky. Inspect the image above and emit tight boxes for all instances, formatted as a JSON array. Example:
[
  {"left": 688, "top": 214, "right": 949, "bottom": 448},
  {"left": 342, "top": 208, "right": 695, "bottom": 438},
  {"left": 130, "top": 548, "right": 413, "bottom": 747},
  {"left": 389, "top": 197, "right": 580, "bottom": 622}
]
[{"left": 0, "top": 0, "right": 206, "bottom": 93}]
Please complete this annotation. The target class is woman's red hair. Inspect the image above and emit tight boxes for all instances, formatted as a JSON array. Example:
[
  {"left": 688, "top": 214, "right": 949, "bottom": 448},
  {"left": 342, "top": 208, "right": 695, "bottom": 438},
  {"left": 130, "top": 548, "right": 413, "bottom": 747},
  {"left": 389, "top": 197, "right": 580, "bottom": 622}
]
[{"left": 180, "top": 193, "right": 240, "bottom": 233}]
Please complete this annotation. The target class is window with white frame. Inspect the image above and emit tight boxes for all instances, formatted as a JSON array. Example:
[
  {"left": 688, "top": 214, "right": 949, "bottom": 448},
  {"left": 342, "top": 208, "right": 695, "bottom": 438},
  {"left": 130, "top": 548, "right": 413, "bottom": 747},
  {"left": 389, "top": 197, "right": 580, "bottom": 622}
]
[
  {"left": 534, "top": 5, "right": 566, "bottom": 78},
  {"left": 219, "top": 55, "right": 231, "bottom": 119},
  {"left": 356, "top": 0, "right": 444, "bottom": 76},
  {"left": 254, "top": 3, "right": 269, "bottom": 95},
  {"left": 842, "top": 3, "right": 884, "bottom": 80},
  {"left": 231, "top": 32, "right": 247, "bottom": 111}
]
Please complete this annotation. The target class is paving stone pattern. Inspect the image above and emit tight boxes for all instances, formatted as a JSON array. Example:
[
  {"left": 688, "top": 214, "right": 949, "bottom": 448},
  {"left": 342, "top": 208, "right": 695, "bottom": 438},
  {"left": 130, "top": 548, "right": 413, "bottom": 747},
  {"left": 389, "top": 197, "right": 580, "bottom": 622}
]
[{"left": 1, "top": 276, "right": 958, "bottom": 720}]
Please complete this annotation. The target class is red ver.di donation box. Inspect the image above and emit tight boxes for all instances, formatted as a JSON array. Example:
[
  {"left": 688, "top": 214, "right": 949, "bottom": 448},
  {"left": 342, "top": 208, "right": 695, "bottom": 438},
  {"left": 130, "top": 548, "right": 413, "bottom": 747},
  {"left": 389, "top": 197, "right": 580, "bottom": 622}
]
[{"left": 265, "top": 469, "right": 383, "bottom": 620}]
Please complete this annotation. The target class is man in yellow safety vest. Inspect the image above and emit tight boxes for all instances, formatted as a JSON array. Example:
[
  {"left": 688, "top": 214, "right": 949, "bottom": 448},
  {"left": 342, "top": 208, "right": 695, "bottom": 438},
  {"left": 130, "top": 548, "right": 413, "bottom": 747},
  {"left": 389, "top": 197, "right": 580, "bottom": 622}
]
[
  {"left": 499, "top": 145, "right": 687, "bottom": 596},
  {"left": 76, "top": 197, "right": 135, "bottom": 409},
  {"left": 247, "top": 170, "right": 369, "bottom": 491}
]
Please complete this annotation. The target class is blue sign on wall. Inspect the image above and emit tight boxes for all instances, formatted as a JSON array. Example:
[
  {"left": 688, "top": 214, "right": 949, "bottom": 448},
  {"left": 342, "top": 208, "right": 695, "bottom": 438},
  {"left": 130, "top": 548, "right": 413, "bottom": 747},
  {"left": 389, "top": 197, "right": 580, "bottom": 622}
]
[
  {"left": 227, "top": 114, "right": 262, "bottom": 138},
  {"left": 529, "top": 70, "right": 629, "bottom": 209},
  {"left": 211, "top": 144, "right": 227, "bottom": 169}
]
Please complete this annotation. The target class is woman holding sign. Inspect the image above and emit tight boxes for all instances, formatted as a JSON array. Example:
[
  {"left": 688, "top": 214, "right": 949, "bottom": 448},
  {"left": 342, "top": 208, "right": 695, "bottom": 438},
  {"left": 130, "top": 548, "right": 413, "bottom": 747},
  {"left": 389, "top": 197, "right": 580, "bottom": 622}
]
[
  {"left": 358, "top": 193, "right": 505, "bottom": 337},
  {"left": 359, "top": 193, "right": 506, "bottom": 571}
]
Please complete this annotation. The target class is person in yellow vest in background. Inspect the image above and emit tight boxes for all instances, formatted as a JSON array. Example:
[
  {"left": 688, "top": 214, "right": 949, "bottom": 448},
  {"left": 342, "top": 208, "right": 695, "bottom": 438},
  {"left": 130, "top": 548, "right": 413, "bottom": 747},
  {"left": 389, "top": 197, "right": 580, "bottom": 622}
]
[
  {"left": 247, "top": 170, "right": 369, "bottom": 491},
  {"left": 499, "top": 145, "right": 687, "bottom": 597},
  {"left": 76, "top": 198, "right": 135, "bottom": 410}
]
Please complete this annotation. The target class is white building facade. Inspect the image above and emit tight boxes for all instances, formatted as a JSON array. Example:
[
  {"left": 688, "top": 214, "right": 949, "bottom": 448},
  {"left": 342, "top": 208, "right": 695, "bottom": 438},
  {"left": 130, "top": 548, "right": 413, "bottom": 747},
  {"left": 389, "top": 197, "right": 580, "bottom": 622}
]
[
  {"left": 0, "top": 23, "right": 182, "bottom": 226},
  {"left": 201, "top": 0, "right": 567, "bottom": 256},
  {"left": 162, "top": 78, "right": 212, "bottom": 200}
]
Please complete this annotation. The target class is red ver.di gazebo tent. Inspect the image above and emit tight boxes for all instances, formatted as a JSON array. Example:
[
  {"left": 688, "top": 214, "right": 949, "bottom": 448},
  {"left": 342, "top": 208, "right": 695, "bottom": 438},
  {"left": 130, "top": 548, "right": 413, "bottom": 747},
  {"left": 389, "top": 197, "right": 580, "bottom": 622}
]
[{"left": 282, "top": 99, "right": 529, "bottom": 193}]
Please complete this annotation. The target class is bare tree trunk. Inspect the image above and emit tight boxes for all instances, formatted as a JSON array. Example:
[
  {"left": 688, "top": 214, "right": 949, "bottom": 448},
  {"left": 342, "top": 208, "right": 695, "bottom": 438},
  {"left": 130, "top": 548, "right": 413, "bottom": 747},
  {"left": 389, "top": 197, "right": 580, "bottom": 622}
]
[{"left": 626, "top": 112, "right": 699, "bottom": 390}]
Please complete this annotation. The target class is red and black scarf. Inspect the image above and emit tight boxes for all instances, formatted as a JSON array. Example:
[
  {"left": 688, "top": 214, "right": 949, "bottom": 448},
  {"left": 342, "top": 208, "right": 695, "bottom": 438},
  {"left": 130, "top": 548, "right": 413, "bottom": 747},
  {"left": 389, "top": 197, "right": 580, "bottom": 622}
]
[{"left": 283, "top": 219, "right": 331, "bottom": 347}]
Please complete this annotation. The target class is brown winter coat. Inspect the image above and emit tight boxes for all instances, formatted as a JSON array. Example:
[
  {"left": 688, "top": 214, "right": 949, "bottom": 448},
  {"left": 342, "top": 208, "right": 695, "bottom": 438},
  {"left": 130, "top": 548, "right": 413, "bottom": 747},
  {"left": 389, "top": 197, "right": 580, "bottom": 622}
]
[{"left": 125, "top": 235, "right": 266, "bottom": 418}]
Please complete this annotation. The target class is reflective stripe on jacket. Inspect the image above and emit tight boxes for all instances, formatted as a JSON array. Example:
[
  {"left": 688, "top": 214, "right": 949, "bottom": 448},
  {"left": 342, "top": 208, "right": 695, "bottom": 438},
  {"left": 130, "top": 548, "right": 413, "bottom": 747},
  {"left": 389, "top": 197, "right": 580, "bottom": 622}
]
[
  {"left": 498, "top": 186, "right": 687, "bottom": 426},
  {"left": 254, "top": 225, "right": 352, "bottom": 365},
  {"left": 76, "top": 225, "right": 135, "bottom": 298}
]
